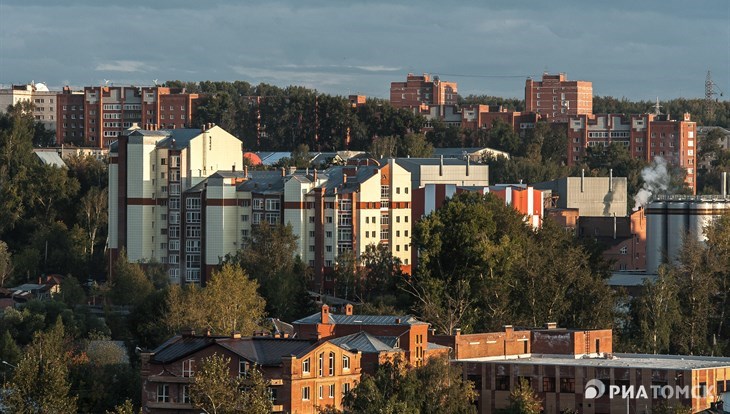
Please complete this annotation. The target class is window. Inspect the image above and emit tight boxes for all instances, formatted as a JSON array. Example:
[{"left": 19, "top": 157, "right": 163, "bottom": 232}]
[
  {"left": 620, "top": 246, "right": 628, "bottom": 255},
  {"left": 309, "top": 230, "right": 315, "bottom": 238},
  {"left": 183, "top": 359, "right": 195, "bottom": 377},
  {"left": 342, "top": 355, "right": 350, "bottom": 371},
  {"left": 543, "top": 377, "right": 556, "bottom": 392},
  {"left": 170, "top": 183, "right": 180, "bottom": 195},
  {"left": 185, "top": 198, "right": 200, "bottom": 210},
  {"left": 318, "top": 353, "right": 324, "bottom": 376},
  {"left": 186, "top": 239, "right": 201, "bottom": 253},
  {"left": 169, "top": 198, "right": 180, "bottom": 210},
  {"left": 343, "top": 382, "right": 351, "bottom": 396},
  {"left": 329, "top": 384, "right": 335, "bottom": 398},
  {"left": 169, "top": 226, "right": 180, "bottom": 238},
  {"left": 326, "top": 231, "right": 332, "bottom": 238},
  {"left": 266, "top": 213, "right": 280, "bottom": 225},
  {"left": 239, "top": 360, "right": 250, "bottom": 378},
  {"left": 266, "top": 198, "right": 280, "bottom": 211},
  {"left": 326, "top": 246, "right": 332, "bottom": 253},
  {"left": 169, "top": 240, "right": 180, "bottom": 251},
  {"left": 560, "top": 378, "right": 575, "bottom": 393},
  {"left": 241, "top": 214, "right": 249, "bottom": 222},
  {"left": 496, "top": 375, "right": 510, "bottom": 391},
  {"left": 185, "top": 226, "right": 200, "bottom": 238},
  {"left": 252, "top": 212, "right": 263, "bottom": 225},
  {"left": 326, "top": 216, "right": 333, "bottom": 224},
  {"left": 381, "top": 185, "right": 390, "bottom": 199},
  {"left": 381, "top": 215, "right": 389, "bottom": 225},
  {"left": 302, "top": 358, "right": 311, "bottom": 374},
  {"left": 253, "top": 198, "right": 264, "bottom": 210},
  {"left": 380, "top": 229, "right": 389, "bottom": 240},
  {"left": 309, "top": 216, "right": 315, "bottom": 223},
  {"left": 182, "top": 384, "right": 190, "bottom": 404},
  {"left": 302, "top": 386, "right": 310, "bottom": 401},
  {"left": 186, "top": 211, "right": 201, "bottom": 223},
  {"left": 319, "top": 385, "right": 324, "bottom": 400},
  {"left": 328, "top": 352, "right": 335, "bottom": 376},
  {"left": 157, "top": 384, "right": 170, "bottom": 403}
]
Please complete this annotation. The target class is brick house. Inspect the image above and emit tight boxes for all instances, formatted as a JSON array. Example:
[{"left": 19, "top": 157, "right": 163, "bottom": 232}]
[{"left": 141, "top": 332, "right": 362, "bottom": 413}]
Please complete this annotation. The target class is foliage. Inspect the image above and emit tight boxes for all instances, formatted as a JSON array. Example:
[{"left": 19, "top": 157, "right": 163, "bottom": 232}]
[
  {"left": 227, "top": 222, "right": 313, "bottom": 321},
  {"left": 165, "top": 263, "right": 266, "bottom": 335},
  {"left": 370, "top": 133, "right": 433, "bottom": 159},
  {"left": 57, "top": 275, "right": 87, "bottom": 307},
  {"left": 502, "top": 378, "right": 542, "bottom": 414},
  {"left": 342, "top": 355, "right": 476, "bottom": 414},
  {"left": 3, "top": 319, "right": 77, "bottom": 413},
  {"left": 71, "top": 361, "right": 139, "bottom": 414},
  {"left": 189, "top": 353, "right": 272, "bottom": 414},
  {"left": 592, "top": 96, "right": 730, "bottom": 128},
  {"left": 106, "top": 399, "right": 139, "bottom": 414},
  {"left": 109, "top": 251, "right": 154, "bottom": 307},
  {"left": 0, "top": 240, "right": 12, "bottom": 287}
]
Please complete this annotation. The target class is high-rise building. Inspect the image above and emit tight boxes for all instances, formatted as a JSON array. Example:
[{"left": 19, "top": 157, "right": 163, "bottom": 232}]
[
  {"left": 108, "top": 124, "right": 244, "bottom": 285},
  {"left": 566, "top": 112, "right": 697, "bottom": 193},
  {"left": 57, "top": 85, "right": 200, "bottom": 148},
  {"left": 0, "top": 82, "right": 58, "bottom": 131},
  {"left": 390, "top": 73, "right": 458, "bottom": 112},
  {"left": 525, "top": 73, "right": 593, "bottom": 122}
]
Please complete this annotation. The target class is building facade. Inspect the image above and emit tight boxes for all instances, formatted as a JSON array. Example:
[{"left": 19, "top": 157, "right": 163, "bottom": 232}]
[
  {"left": 534, "top": 175, "right": 628, "bottom": 217},
  {"left": 567, "top": 112, "right": 697, "bottom": 193},
  {"left": 57, "top": 85, "right": 200, "bottom": 147},
  {"left": 390, "top": 73, "right": 458, "bottom": 112},
  {"left": 0, "top": 82, "right": 58, "bottom": 131},
  {"left": 525, "top": 73, "right": 593, "bottom": 122},
  {"left": 577, "top": 209, "right": 647, "bottom": 271},
  {"left": 141, "top": 332, "right": 362, "bottom": 413}
]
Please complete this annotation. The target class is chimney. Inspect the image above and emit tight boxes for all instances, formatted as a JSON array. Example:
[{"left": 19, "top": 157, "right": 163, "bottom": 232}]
[
  {"left": 613, "top": 213, "right": 617, "bottom": 240},
  {"left": 466, "top": 156, "right": 470, "bottom": 176},
  {"left": 545, "top": 322, "right": 558, "bottom": 330},
  {"left": 439, "top": 155, "right": 444, "bottom": 176},
  {"left": 344, "top": 303, "right": 353, "bottom": 315},
  {"left": 181, "top": 328, "right": 195, "bottom": 337},
  {"left": 343, "top": 174, "right": 348, "bottom": 185},
  {"left": 395, "top": 318, "right": 402, "bottom": 324},
  {"left": 429, "top": 328, "right": 436, "bottom": 337},
  {"left": 723, "top": 172, "right": 727, "bottom": 197},
  {"left": 453, "top": 328, "right": 461, "bottom": 336},
  {"left": 321, "top": 304, "right": 330, "bottom": 324},
  {"left": 609, "top": 168, "right": 613, "bottom": 192},
  {"left": 231, "top": 332, "right": 241, "bottom": 339},
  {"left": 244, "top": 165, "right": 249, "bottom": 179},
  {"left": 503, "top": 325, "right": 514, "bottom": 335},
  {"left": 313, "top": 168, "right": 318, "bottom": 182},
  {"left": 581, "top": 169, "right": 585, "bottom": 192},
  {"left": 232, "top": 164, "right": 236, "bottom": 172},
  {"left": 281, "top": 167, "right": 286, "bottom": 177}
]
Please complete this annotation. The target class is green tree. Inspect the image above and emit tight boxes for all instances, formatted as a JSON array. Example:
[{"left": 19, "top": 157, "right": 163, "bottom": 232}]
[
  {"left": 109, "top": 251, "right": 154, "bottom": 307},
  {"left": 0, "top": 240, "right": 12, "bottom": 287},
  {"left": 502, "top": 378, "right": 542, "bottom": 414},
  {"left": 106, "top": 399, "right": 139, "bottom": 414},
  {"left": 487, "top": 118, "right": 521, "bottom": 155},
  {"left": 57, "top": 275, "right": 87, "bottom": 307},
  {"left": 165, "top": 264, "right": 266, "bottom": 335},
  {"left": 3, "top": 319, "right": 77, "bottom": 413},
  {"left": 370, "top": 135, "right": 399, "bottom": 159},
  {"left": 400, "top": 133, "right": 433, "bottom": 158},
  {"left": 628, "top": 266, "right": 681, "bottom": 354},
  {"left": 190, "top": 353, "right": 272, "bottom": 414},
  {"left": 0, "top": 329, "right": 21, "bottom": 381},
  {"left": 77, "top": 186, "right": 107, "bottom": 259},
  {"left": 343, "top": 355, "right": 476, "bottom": 414}
]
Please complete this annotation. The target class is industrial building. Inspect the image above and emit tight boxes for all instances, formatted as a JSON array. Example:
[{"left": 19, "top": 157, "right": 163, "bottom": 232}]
[
  {"left": 534, "top": 173, "right": 628, "bottom": 218},
  {"left": 645, "top": 181, "right": 730, "bottom": 274}
]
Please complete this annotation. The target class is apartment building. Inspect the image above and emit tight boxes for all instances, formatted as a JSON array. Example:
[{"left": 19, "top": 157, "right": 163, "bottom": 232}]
[
  {"left": 141, "top": 332, "right": 362, "bottom": 413},
  {"left": 108, "top": 124, "right": 244, "bottom": 284},
  {"left": 460, "top": 104, "right": 542, "bottom": 137},
  {"left": 56, "top": 85, "right": 200, "bottom": 147},
  {"left": 0, "top": 82, "right": 58, "bottom": 131},
  {"left": 390, "top": 73, "right": 458, "bottom": 112},
  {"left": 525, "top": 73, "right": 593, "bottom": 122},
  {"left": 438, "top": 324, "right": 730, "bottom": 414},
  {"left": 567, "top": 112, "right": 697, "bottom": 193}
]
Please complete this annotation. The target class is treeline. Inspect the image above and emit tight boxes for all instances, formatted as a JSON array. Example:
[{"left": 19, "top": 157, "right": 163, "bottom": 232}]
[{"left": 594, "top": 96, "right": 730, "bottom": 127}]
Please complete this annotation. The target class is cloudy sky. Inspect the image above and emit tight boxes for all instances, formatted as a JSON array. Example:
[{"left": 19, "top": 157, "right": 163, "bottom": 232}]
[{"left": 1, "top": 0, "right": 728, "bottom": 101}]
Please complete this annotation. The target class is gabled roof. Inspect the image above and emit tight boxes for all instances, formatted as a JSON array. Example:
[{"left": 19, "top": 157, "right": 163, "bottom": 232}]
[
  {"left": 236, "top": 171, "right": 286, "bottom": 193},
  {"left": 293, "top": 312, "right": 426, "bottom": 326},
  {"left": 216, "top": 337, "right": 314, "bottom": 366},
  {"left": 155, "top": 128, "right": 207, "bottom": 149},
  {"left": 329, "top": 332, "right": 402, "bottom": 354},
  {"left": 150, "top": 335, "right": 220, "bottom": 364},
  {"left": 34, "top": 151, "right": 67, "bottom": 168}
]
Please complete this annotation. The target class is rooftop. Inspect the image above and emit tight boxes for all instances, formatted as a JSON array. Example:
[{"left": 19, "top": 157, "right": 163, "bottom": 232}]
[
  {"left": 293, "top": 312, "right": 426, "bottom": 326},
  {"left": 457, "top": 353, "right": 730, "bottom": 370},
  {"left": 329, "top": 331, "right": 402, "bottom": 354}
]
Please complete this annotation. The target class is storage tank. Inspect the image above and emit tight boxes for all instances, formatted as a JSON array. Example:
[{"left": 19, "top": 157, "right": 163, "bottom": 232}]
[
  {"left": 645, "top": 201, "right": 666, "bottom": 274},
  {"left": 688, "top": 201, "right": 714, "bottom": 244},
  {"left": 666, "top": 201, "right": 689, "bottom": 266}
]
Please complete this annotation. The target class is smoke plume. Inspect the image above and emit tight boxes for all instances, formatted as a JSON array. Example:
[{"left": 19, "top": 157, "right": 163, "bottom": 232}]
[{"left": 633, "top": 157, "right": 671, "bottom": 210}]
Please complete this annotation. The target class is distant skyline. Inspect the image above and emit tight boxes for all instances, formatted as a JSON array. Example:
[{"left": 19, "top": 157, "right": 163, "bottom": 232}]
[{"left": 1, "top": 0, "right": 728, "bottom": 101}]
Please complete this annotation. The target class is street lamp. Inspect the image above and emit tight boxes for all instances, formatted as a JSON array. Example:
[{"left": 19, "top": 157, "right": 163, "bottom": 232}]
[{"left": 1, "top": 360, "right": 16, "bottom": 369}]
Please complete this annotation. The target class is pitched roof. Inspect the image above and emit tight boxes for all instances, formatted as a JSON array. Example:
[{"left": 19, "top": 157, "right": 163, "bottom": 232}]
[
  {"left": 293, "top": 312, "right": 426, "bottom": 326},
  {"left": 216, "top": 337, "right": 314, "bottom": 366},
  {"left": 329, "top": 332, "right": 402, "bottom": 354},
  {"left": 150, "top": 335, "right": 219, "bottom": 364},
  {"left": 34, "top": 151, "right": 67, "bottom": 168},
  {"left": 155, "top": 128, "right": 206, "bottom": 149}
]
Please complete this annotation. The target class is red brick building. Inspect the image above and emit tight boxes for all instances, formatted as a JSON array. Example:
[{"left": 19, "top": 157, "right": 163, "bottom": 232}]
[
  {"left": 293, "top": 304, "right": 449, "bottom": 368},
  {"left": 390, "top": 73, "right": 458, "bottom": 112},
  {"left": 567, "top": 112, "right": 697, "bottom": 193},
  {"left": 141, "top": 332, "right": 362, "bottom": 413},
  {"left": 577, "top": 208, "right": 647, "bottom": 271},
  {"left": 525, "top": 73, "right": 593, "bottom": 122},
  {"left": 460, "top": 104, "right": 542, "bottom": 136},
  {"left": 56, "top": 85, "right": 200, "bottom": 147}
]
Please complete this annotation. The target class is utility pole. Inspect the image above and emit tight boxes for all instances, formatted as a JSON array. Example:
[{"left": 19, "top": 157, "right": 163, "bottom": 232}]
[{"left": 705, "top": 70, "right": 724, "bottom": 122}]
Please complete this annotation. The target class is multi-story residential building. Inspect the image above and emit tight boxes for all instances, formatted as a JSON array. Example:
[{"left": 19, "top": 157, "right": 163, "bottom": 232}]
[
  {"left": 567, "top": 112, "right": 697, "bottom": 193},
  {"left": 0, "top": 82, "right": 58, "bottom": 131},
  {"left": 141, "top": 331, "right": 362, "bottom": 413},
  {"left": 525, "top": 73, "right": 593, "bottom": 122},
  {"left": 390, "top": 73, "right": 458, "bottom": 112},
  {"left": 57, "top": 85, "right": 200, "bottom": 147},
  {"left": 460, "top": 104, "right": 542, "bottom": 137},
  {"left": 435, "top": 324, "right": 730, "bottom": 414},
  {"left": 108, "top": 124, "right": 244, "bottom": 284}
]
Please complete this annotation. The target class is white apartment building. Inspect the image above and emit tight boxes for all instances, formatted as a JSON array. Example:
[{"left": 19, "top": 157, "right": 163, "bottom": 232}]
[{"left": 0, "top": 82, "right": 58, "bottom": 131}]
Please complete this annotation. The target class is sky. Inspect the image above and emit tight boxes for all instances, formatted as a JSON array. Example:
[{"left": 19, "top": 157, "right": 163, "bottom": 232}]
[{"left": 1, "top": 0, "right": 729, "bottom": 101}]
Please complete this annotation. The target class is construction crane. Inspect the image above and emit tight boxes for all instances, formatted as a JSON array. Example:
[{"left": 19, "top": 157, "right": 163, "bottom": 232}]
[{"left": 705, "top": 70, "right": 724, "bottom": 120}]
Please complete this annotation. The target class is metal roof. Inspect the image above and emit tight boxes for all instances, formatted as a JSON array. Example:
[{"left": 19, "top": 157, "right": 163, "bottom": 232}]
[
  {"left": 155, "top": 128, "right": 206, "bottom": 149},
  {"left": 293, "top": 312, "right": 425, "bottom": 326},
  {"left": 34, "top": 151, "right": 67, "bottom": 168},
  {"left": 457, "top": 353, "right": 730, "bottom": 370},
  {"left": 150, "top": 336, "right": 218, "bottom": 364},
  {"left": 329, "top": 332, "right": 402, "bottom": 353},
  {"left": 216, "top": 337, "right": 314, "bottom": 366}
]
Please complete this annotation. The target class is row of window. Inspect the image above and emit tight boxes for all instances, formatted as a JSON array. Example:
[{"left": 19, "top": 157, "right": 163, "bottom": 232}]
[
  {"left": 302, "top": 383, "right": 350, "bottom": 401},
  {"left": 302, "top": 353, "right": 350, "bottom": 376},
  {"left": 252, "top": 198, "right": 281, "bottom": 211}
]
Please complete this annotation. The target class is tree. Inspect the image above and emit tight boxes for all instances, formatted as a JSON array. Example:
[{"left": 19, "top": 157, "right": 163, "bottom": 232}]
[
  {"left": 0, "top": 329, "right": 21, "bottom": 381},
  {"left": 628, "top": 266, "right": 681, "bottom": 354},
  {"left": 109, "top": 251, "right": 154, "bottom": 307},
  {"left": 487, "top": 118, "right": 521, "bottom": 154},
  {"left": 165, "top": 263, "right": 266, "bottom": 336},
  {"left": 190, "top": 353, "right": 272, "bottom": 414},
  {"left": 370, "top": 135, "right": 399, "bottom": 159},
  {"left": 0, "top": 240, "right": 12, "bottom": 287},
  {"left": 3, "top": 318, "right": 78, "bottom": 414},
  {"left": 502, "top": 378, "right": 542, "bottom": 414},
  {"left": 106, "top": 399, "right": 139, "bottom": 414},
  {"left": 343, "top": 355, "right": 476, "bottom": 414},
  {"left": 399, "top": 133, "right": 433, "bottom": 158},
  {"left": 77, "top": 186, "right": 107, "bottom": 259},
  {"left": 57, "top": 275, "right": 87, "bottom": 307}
]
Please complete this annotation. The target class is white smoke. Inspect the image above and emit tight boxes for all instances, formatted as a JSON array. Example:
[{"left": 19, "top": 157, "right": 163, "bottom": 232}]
[{"left": 633, "top": 157, "right": 671, "bottom": 210}]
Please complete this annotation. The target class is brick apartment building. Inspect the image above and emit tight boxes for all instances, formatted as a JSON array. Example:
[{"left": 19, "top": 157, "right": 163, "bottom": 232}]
[
  {"left": 460, "top": 104, "right": 542, "bottom": 136},
  {"left": 567, "top": 112, "right": 697, "bottom": 193},
  {"left": 436, "top": 324, "right": 730, "bottom": 414},
  {"left": 390, "top": 73, "right": 458, "bottom": 112},
  {"left": 57, "top": 85, "right": 200, "bottom": 148},
  {"left": 525, "top": 73, "right": 593, "bottom": 122},
  {"left": 140, "top": 332, "right": 362, "bottom": 413},
  {"left": 576, "top": 209, "right": 647, "bottom": 271}
]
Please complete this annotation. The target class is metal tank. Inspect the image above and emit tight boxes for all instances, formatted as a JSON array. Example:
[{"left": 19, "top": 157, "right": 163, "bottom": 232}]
[
  {"left": 645, "top": 201, "right": 666, "bottom": 274},
  {"left": 688, "top": 201, "right": 714, "bottom": 244},
  {"left": 666, "top": 201, "right": 689, "bottom": 267}
]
